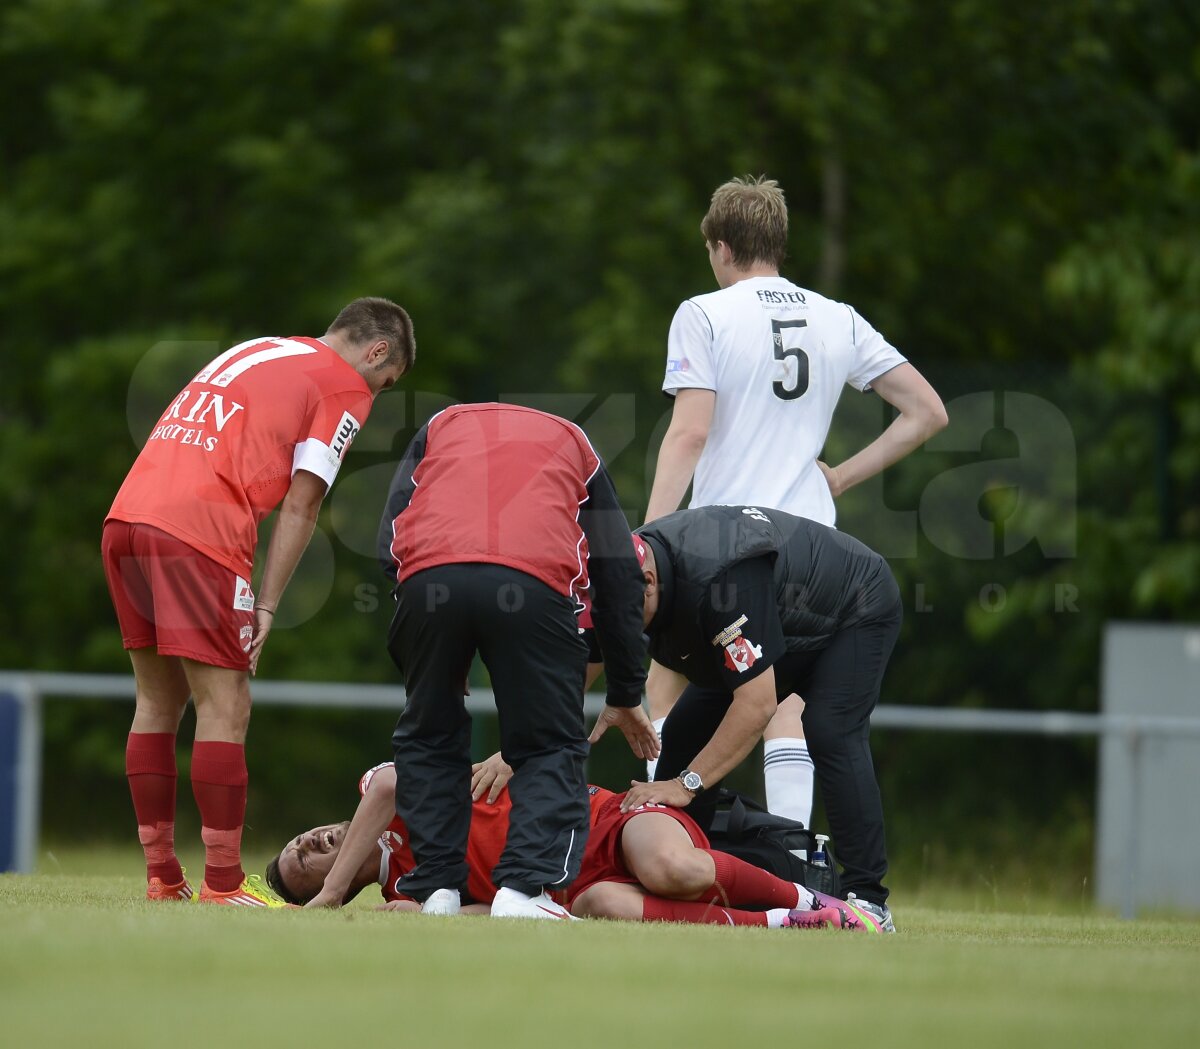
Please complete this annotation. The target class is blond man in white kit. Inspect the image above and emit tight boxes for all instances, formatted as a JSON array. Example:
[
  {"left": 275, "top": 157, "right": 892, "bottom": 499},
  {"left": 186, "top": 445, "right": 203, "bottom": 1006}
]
[{"left": 644, "top": 176, "right": 947, "bottom": 827}]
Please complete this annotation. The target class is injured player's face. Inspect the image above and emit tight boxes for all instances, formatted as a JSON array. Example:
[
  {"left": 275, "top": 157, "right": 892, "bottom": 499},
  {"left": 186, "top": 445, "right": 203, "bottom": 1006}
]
[{"left": 274, "top": 821, "right": 351, "bottom": 902}]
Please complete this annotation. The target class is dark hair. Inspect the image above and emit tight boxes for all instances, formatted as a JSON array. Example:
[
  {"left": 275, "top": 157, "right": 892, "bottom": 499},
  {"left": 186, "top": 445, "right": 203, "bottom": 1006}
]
[
  {"left": 264, "top": 851, "right": 365, "bottom": 907},
  {"left": 327, "top": 296, "right": 416, "bottom": 376},
  {"left": 264, "top": 854, "right": 304, "bottom": 906}
]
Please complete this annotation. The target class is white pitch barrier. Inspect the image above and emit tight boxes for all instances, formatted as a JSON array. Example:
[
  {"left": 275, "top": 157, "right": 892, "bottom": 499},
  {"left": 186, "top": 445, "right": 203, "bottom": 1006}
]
[{"left": 3, "top": 633, "right": 1200, "bottom": 917}]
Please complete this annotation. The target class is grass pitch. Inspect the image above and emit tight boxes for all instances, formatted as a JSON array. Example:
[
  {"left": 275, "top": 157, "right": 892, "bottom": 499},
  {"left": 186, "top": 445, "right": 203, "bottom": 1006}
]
[{"left": 2, "top": 849, "right": 1198, "bottom": 1049}]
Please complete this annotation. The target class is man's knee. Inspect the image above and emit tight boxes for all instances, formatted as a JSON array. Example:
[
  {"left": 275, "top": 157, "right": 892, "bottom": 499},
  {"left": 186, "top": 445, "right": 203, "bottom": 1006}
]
[
  {"left": 571, "top": 882, "right": 644, "bottom": 920},
  {"left": 634, "top": 841, "right": 712, "bottom": 898},
  {"left": 764, "top": 694, "right": 805, "bottom": 740},
  {"left": 184, "top": 662, "right": 252, "bottom": 740}
]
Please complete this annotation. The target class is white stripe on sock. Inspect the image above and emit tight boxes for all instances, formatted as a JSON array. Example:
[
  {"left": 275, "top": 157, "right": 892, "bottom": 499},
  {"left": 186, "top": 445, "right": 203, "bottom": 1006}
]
[{"left": 763, "top": 737, "right": 814, "bottom": 826}]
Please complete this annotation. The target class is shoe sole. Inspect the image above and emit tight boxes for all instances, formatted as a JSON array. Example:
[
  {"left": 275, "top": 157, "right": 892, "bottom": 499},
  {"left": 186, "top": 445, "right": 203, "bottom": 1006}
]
[{"left": 197, "top": 895, "right": 296, "bottom": 908}]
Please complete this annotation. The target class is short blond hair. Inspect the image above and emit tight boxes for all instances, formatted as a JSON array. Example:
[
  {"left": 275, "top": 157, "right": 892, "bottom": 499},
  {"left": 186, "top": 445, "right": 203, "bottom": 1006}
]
[{"left": 700, "top": 176, "right": 788, "bottom": 268}]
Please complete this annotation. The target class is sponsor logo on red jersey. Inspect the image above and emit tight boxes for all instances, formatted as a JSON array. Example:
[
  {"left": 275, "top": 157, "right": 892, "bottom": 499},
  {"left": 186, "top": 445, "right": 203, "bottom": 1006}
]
[
  {"left": 330, "top": 411, "right": 362, "bottom": 462},
  {"left": 146, "top": 390, "right": 246, "bottom": 454}
]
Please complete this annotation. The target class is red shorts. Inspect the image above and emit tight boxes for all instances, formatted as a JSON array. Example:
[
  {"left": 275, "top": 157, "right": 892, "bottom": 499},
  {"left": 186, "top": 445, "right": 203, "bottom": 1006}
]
[
  {"left": 102, "top": 520, "right": 255, "bottom": 670},
  {"left": 566, "top": 793, "right": 710, "bottom": 906}
]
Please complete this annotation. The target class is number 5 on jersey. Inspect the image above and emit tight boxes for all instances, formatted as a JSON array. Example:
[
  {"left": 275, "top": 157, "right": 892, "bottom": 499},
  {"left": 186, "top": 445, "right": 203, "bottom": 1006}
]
[{"left": 772, "top": 319, "right": 810, "bottom": 401}]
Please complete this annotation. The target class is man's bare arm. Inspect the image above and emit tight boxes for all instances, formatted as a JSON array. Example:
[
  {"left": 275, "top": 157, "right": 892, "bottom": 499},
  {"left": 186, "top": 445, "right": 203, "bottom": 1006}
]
[
  {"left": 620, "top": 669, "right": 777, "bottom": 811},
  {"left": 305, "top": 767, "right": 396, "bottom": 908},
  {"left": 644, "top": 389, "right": 716, "bottom": 523},
  {"left": 819, "top": 363, "right": 948, "bottom": 497},
  {"left": 249, "top": 468, "right": 327, "bottom": 674}
]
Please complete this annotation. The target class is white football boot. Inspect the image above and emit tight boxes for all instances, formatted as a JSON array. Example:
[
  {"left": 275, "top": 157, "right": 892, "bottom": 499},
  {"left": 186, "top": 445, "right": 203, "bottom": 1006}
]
[
  {"left": 490, "top": 886, "right": 578, "bottom": 920},
  {"left": 420, "top": 888, "right": 461, "bottom": 916}
]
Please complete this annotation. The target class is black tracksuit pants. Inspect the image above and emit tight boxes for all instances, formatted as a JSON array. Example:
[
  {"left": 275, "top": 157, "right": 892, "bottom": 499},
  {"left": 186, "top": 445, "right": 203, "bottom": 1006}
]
[
  {"left": 654, "top": 587, "right": 903, "bottom": 907},
  {"left": 387, "top": 563, "right": 591, "bottom": 901}
]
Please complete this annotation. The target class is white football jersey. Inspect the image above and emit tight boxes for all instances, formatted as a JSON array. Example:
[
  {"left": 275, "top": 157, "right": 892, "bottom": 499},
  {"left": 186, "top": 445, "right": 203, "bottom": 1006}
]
[{"left": 662, "top": 276, "right": 906, "bottom": 525}]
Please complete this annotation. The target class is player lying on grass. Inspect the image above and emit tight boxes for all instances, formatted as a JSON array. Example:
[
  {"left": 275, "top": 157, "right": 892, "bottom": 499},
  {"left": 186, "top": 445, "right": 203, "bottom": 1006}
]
[{"left": 264, "top": 756, "right": 885, "bottom": 931}]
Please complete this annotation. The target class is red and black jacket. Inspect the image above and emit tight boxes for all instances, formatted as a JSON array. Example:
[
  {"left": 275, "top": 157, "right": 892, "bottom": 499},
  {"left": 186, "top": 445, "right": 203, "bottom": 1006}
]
[{"left": 377, "top": 403, "right": 646, "bottom": 707}]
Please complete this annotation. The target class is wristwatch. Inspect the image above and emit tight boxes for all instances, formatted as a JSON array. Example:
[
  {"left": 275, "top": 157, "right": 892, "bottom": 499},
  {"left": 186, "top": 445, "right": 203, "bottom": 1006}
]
[{"left": 677, "top": 769, "right": 704, "bottom": 796}]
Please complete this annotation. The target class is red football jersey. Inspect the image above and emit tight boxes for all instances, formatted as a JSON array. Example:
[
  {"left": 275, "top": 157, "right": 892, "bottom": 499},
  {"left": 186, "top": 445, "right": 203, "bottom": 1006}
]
[
  {"left": 361, "top": 764, "right": 616, "bottom": 904},
  {"left": 389, "top": 404, "right": 601, "bottom": 600},
  {"left": 586, "top": 784, "right": 618, "bottom": 823},
  {"left": 108, "top": 336, "right": 372, "bottom": 577},
  {"left": 361, "top": 764, "right": 513, "bottom": 905}
]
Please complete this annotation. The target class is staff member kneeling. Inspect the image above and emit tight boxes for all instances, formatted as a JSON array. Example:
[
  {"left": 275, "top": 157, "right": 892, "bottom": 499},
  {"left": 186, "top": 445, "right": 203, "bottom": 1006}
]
[{"left": 602, "top": 505, "right": 901, "bottom": 933}]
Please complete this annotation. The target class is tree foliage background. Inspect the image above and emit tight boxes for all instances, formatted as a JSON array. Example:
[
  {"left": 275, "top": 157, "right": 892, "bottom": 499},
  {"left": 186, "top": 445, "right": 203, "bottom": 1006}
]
[{"left": 2, "top": 0, "right": 1197, "bottom": 886}]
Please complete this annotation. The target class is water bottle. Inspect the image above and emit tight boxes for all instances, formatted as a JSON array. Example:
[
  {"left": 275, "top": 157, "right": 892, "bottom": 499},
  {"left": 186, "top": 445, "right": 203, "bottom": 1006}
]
[{"left": 811, "top": 834, "right": 830, "bottom": 868}]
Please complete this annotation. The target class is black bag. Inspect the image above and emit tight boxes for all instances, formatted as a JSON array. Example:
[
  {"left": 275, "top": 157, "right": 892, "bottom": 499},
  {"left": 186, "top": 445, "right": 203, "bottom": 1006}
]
[{"left": 705, "top": 788, "right": 842, "bottom": 897}]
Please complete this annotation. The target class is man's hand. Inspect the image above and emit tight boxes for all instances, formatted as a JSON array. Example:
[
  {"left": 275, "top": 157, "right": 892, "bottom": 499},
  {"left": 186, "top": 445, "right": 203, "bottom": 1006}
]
[
  {"left": 375, "top": 899, "right": 421, "bottom": 913},
  {"left": 817, "top": 460, "right": 843, "bottom": 499},
  {"left": 304, "top": 885, "right": 344, "bottom": 909},
  {"left": 587, "top": 704, "right": 661, "bottom": 760},
  {"left": 619, "top": 776, "right": 694, "bottom": 813},
  {"left": 248, "top": 606, "right": 274, "bottom": 676},
  {"left": 470, "top": 752, "right": 513, "bottom": 803}
]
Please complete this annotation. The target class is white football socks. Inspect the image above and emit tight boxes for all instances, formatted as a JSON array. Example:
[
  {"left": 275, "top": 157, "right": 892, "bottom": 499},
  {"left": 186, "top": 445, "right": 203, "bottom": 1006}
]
[
  {"left": 765, "top": 908, "right": 790, "bottom": 928},
  {"left": 763, "top": 737, "right": 814, "bottom": 826}
]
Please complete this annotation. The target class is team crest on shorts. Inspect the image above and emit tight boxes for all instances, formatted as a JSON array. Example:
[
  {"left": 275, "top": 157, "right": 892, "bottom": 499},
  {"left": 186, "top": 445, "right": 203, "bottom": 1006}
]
[
  {"left": 239, "top": 625, "right": 254, "bottom": 652},
  {"left": 722, "top": 635, "right": 762, "bottom": 673}
]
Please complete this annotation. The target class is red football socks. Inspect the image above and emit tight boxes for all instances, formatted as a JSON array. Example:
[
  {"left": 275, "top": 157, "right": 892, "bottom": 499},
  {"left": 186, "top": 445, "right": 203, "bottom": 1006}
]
[
  {"left": 191, "top": 740, "right": 248, "bottom": 893},
  {"left": 126, "top": 732, "right": 183, "bottom": 885},
  {"left": 702, "top": 849, "right": 802, "bottom": 909},
  {"left": 641, "top": 895, "right": 768, "bottom": 926}
]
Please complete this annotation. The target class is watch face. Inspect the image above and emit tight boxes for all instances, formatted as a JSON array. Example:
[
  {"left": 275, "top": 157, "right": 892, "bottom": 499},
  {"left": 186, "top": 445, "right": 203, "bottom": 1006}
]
[{"left": 682, "top": 771, "right": 703, "bottom": 792}]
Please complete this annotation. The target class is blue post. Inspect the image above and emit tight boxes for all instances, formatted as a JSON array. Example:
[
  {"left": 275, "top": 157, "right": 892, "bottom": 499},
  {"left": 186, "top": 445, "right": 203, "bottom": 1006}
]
[
  {"left": 0, "top": 678, "right": 40, "bottom": 874},
  {"left": 0, "top": 689, "right": 20, "bottom": 872}
]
